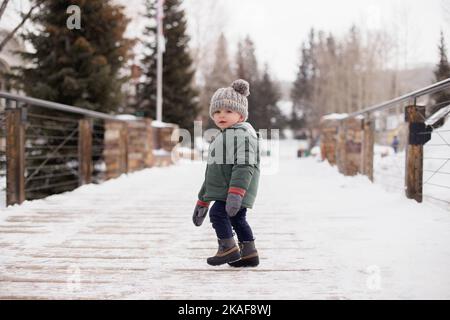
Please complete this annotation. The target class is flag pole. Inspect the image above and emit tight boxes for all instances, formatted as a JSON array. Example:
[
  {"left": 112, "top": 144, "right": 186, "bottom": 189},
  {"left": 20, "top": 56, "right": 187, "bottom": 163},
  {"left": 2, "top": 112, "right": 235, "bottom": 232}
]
[{"left": 156, "top": 0, "right": 164, "bottom": 122}]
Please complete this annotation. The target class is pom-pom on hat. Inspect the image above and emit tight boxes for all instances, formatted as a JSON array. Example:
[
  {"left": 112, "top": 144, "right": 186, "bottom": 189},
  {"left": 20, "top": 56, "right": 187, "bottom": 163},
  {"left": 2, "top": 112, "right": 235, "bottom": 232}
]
[{"left": 209, "top": 79, "right": 250, "bottom": 121}]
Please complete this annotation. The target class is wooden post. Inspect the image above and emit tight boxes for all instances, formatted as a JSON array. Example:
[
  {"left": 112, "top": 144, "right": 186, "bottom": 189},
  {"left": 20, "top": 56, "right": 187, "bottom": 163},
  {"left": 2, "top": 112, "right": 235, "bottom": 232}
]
[
  {"left": 336, "top": 119, "right": 347, "bottom": 175},
  {"left": 144, "top": 118, "right": 154, "bottom": 168},
  {"left": 103, "top": 121, "right": 129, "bottom": 179},
  {"left": 78, "top": 118, "right": 93, "bottom": 185},
  {"left": 361, "top": 116, "right": 375, "bottom": 182},
  {"left": 405, "top": 105, "right": 425, "bottom": 203},
  {"left": 6, "top": 107, "right": 25, "bottom": 206},
  {"left": 152, "top": 126, "right": 161, "bottom": 150},
  {"left": 119, "top": 122, "right": 128, "bottom": 174}
]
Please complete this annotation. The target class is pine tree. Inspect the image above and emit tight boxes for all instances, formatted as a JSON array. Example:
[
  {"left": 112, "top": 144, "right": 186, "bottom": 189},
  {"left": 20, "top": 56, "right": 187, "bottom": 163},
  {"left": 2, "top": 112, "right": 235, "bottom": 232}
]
[
  {"left": 9, "top": 0, "right": 132, "bottom": 200},
  {"left": 16, "top": 0, "right": 132, "bottom": 113},
  {"left": 235, "top": 36, "right": 259, "bottom": 84},
  {"left": 209, "top": 33, "right": 234, "bottom": 89},
  {"left": 202, "top": 33, "right": 234, "bottom": 129},
  {"left": 235, "top": 36, "right": 261, "bottom": 130},
  {"left": 250, "top": 66, "right": 285, "bottom": 134},
  {"left": 432, "top": 31, "right": 450, "bottom": 115},
  {"left": 138, "top": 0, "right": 199, "bottom": 132},
  {"left": 290, "top": 41, "right": 312, "bottom": 131}
]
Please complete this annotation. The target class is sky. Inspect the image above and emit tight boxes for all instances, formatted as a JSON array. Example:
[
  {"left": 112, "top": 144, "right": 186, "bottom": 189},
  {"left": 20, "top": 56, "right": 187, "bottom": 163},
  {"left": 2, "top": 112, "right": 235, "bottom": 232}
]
[
  {"left": 183, "top": 0, "right": 449, "bottom": 82},
  {"left": 3, "top": 0, "right": 449, "bottom": 82}
]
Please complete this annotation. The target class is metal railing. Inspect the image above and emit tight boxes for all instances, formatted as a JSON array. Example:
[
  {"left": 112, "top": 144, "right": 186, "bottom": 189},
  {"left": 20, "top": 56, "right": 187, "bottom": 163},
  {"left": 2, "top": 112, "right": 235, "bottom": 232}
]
[
  {"left": 347, "top": 78, "right": 450, "bottom": 117},
  {"left": 321, "top": 78, "right": 450, "bottom": 210},
  {"left": 0, "top": 91, "right": 127, "bottom": 207}
]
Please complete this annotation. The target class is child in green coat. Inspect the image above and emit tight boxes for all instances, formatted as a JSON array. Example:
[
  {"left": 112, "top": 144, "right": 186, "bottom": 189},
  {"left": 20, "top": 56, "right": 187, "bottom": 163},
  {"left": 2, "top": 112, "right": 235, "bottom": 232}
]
[{"left": 192, "top": 79, "right": 260, "bottom": 267}]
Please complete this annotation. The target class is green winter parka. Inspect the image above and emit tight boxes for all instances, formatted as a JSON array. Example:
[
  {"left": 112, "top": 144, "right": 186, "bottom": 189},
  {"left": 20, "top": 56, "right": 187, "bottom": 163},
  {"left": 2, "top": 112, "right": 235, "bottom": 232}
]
[{"left": 198, "top": 122, "right": 260, "bottom": 209}]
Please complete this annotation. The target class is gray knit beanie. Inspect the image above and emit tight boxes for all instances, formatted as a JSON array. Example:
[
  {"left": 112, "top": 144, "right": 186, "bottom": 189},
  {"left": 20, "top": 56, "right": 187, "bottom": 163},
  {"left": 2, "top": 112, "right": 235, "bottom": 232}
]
[{"left": 209, "top": 79, "right": 250, "bottom": 121}]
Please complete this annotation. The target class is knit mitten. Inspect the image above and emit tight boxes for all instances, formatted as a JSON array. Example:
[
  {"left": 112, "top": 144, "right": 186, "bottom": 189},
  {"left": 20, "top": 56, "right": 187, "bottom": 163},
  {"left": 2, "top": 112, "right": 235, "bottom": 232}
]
[
  {"left": 192, "top": 200, "right": 209, "bottom": 226},
  {"left": 225, "top": 187, "right": 245, "bottom": 217}
]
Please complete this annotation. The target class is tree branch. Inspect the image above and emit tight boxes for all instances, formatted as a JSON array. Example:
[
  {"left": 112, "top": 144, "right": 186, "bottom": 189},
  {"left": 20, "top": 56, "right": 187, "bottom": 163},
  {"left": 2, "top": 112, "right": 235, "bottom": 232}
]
[
  {"left": 0, "top": 0, "right": 44, "bottom": 53},
  {"left": 0, "top": 0, "right": 10, "bottom": 21}
]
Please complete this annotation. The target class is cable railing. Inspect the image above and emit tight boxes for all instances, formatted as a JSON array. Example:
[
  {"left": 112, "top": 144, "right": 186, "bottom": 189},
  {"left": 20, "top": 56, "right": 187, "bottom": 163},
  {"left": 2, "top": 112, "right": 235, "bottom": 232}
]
[
  {"left": 320, "top": 78, "right": 450, "bottom": 210},
  {"left": 0, "top": 91, "right": 179, "bottom": 208}
]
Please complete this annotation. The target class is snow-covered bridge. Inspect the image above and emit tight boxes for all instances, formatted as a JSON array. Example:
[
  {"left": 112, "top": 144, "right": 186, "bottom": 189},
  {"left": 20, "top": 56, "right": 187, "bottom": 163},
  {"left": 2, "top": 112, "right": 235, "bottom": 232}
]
[{"left": 1, "top": 141, "right": 449, "bottom": 299}]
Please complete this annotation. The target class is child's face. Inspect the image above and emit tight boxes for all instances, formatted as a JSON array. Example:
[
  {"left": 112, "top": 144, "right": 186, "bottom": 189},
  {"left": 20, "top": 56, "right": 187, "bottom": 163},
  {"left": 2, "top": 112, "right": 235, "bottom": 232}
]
[{"left": 212, "top": 108, "right": 244, "bottom": 129}]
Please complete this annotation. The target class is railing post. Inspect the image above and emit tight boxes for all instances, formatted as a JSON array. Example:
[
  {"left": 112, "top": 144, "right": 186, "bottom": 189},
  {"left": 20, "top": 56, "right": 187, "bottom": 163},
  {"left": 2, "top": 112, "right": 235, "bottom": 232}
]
[
  {"left": 104, "top": 121, "right": 129, "bottom": 179},
  {"left": 120, "top": 121, "right": 128, "bottom": 174},
  {"left": 6, "top": 105, "right": 25, "bottom": 206},
  {"left": 336, "top": 119, "right": 347, "bottom": 175},
  {"left": 153, "top": 126, "right": 161, "bottom": 150},
  {"left": 78, "top": 118, "right": 93, "bottom": 185},
  {"left": 405, "top": 105, "right": 425, "bottom": 203},
  {"left": 336, "top": 117, "right": 364, "bottom": 176},
  {"left": 319, "top": 118, "right": 339, "bottom": 166},
  {"left": 144, "top": 118, "right": 154, "bottom": 168},
  {"left": 361, "top": 115, "right": 374, "bottom": 182}
]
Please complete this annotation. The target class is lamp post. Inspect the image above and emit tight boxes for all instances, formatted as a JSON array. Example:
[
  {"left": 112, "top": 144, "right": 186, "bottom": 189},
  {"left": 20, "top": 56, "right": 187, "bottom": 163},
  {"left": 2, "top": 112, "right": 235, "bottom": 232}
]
[{"left": 156, "top": 0, "right": 165, "bottom": 122}]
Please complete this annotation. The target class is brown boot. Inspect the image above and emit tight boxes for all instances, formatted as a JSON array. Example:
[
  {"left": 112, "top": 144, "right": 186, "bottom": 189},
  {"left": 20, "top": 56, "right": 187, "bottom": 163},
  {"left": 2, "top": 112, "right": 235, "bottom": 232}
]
[
  {"left": 207, "top": 238, "right": 241, "bottom": 266},
  {"left": 228, "top": 241, "right": 259, "bottom": 267}
]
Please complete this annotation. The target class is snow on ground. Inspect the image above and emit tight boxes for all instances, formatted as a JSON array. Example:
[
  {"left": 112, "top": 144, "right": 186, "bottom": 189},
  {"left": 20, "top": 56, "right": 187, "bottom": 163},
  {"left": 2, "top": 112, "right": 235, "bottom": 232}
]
[
  {"left": 374, "top": 117, "right": 450, "bottom": 210},
  {"left": 0, "top": 140, "right": 449, "bottom": 299}
]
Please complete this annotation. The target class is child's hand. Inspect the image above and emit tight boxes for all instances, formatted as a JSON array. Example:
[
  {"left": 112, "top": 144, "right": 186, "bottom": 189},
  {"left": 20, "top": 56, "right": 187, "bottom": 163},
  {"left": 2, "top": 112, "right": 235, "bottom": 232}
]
[
  {"left": 225, "top": 188, "right": 246, "bottom": 217},
  {"left": 193, "top": 200, "right": 209, "bottom": 226}
]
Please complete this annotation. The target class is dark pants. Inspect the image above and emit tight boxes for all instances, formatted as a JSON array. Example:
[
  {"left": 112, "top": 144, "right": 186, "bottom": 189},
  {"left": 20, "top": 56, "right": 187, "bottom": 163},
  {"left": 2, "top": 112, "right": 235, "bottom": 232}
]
[{"left": 209, "top": 200, "right": 254, "bottom": 242}]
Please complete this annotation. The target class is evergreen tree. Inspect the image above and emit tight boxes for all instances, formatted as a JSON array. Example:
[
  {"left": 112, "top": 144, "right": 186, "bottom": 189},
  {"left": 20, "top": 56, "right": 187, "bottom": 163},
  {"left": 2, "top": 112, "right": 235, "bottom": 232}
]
[
  {"left": 235, "top": 36, "right": 259, "bottom": 84},
  {"left": 8, "top": 0, "right": 132, "bottom": 200},
  {"left": 290, "top": 42, "right": 312, "bottom": 131},
  {"left": 209, "top": 33, "right": 234, "bottom": 89},
  {"left": 138, "top": 0, "right": 199, "bottom": 132},
  {"left": 235, "top": 36, "right": 260, "bottom": 129},
  {"left": 15, "top": 0, "right": 132, "bottom": 113},
  {"left": 432, "top": 31, "right": 450, "bottom": 115},
  {"left": 250, "top": 66, "right": 285, "bottom": 134},
  {"left": 203, "top": 33, "right": 233, "bottom": 129}
]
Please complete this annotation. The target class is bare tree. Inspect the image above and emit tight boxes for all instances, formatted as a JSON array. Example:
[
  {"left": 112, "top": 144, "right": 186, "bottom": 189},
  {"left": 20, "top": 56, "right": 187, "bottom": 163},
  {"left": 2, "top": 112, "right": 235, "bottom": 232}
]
[
  {"left": 300, "top": 26, "right": 396, "bottom": 122},
  {"left": 0, "top": 0, "right": 44, "bottom": 53},
  {"left": 199, "top": 33, "right": 234, "bottom": 123},
  {"left": 443, "top": 0, "right": 450, "bottom": 25},
  {"left": 0, "top": 0, "right": 10, "bottom": 21},
  {"left": 184, "top": 0, "right": 228, "bottom": 84}
]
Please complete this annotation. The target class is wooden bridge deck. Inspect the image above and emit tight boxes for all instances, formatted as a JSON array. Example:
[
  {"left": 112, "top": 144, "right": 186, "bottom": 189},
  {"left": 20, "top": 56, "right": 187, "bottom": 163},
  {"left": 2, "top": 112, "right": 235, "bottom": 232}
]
[{"left": 1, "top": 149, "right": 449, "bottom": 299}]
